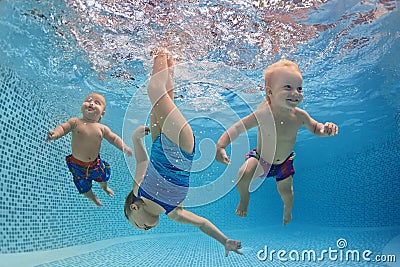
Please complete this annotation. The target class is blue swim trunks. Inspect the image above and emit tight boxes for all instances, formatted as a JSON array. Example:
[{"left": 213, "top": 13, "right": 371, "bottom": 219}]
[
  {"left": 66, "top": 155, "right": 111, "bottom": 194},
  {"left": 245, "top": 150, "right": 295, "bottom": 182},
  {"left": 137, "top": 133, "right": 195, "bottom": 214}
]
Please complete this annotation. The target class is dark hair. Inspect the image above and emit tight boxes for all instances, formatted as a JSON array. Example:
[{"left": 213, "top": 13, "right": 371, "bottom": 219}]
[{"left": 124, "top": 190, "right": 136, "bottom": 220}]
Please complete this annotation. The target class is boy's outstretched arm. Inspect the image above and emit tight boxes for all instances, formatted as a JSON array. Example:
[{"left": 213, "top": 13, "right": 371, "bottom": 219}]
[
  {"left": 216, "top": 113, "right": 258, "bottom": 164},
  {"left": 300, "top": 110, "right": 339, "bottom": 137},
  {"left": 103, "top": 126, "right": 133, "bottom": 156},
  {"left": 168, "top": 208, "right": 243, "bottom": 257},
  {"left": 46, "top": 118, "right": 75, "bottom": 142},
  {"left": 132, "top": 126, "right": 150, "bottom": 187}
]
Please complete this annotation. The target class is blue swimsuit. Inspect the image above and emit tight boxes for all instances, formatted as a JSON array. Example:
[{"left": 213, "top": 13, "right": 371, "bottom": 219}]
[
  {"left": 136, "top": 133, "right": 195, "bottom": 214},
  {"left": 66, "top": 154, "right": 111, "bottom": 194}
]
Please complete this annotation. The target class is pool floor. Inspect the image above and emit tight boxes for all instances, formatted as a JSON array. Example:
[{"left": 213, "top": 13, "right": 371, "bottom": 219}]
[{"left": 2, "top": 225, "right": 399, "bottom": 267}]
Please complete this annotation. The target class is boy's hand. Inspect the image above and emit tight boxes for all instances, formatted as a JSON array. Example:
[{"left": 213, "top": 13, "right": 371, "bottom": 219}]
[
  {"left": 216, "top": 147, "right": 230, "bottom": 165},
  {"left": 133, "top": 126, "right": 150, "bottom": 139},
  {"left": 321, "top": 122, "right": 338, "bottom": 136},
  {"left": 46, "top": 130, "right": 56, "bottom": 142},
  {"left": 225, "top": 239, "right": 243, "bottom": 257}
]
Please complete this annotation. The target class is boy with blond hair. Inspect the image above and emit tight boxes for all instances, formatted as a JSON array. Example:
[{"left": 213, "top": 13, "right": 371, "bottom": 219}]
[
  {"left": 47, "top": 93, "right": 132, "bottom": 206},
  {"left": 216, "top": 59, "right": 338, "bottom": 225}
]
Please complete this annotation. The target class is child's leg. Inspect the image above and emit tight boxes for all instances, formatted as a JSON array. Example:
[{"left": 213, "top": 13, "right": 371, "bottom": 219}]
[
  {"left": 150, "top": 109, "right": 161, "bottom": 141},
  {"left": 147, "top": 51, "right": 194, "bottom": 154},
  {"left": 276, "top": 176, "right": 294, "bottom": 225},
  {"left": 236, "top": 157, "right": 264, "bottom": 217},
  {"left": 149, "top": 58, "right": 173, "bottom": 141},
  {"left": 99, "top": 181, "right": 114, "bottom": 197},
  {"left": 83, "top": 189, "right": 103, "bottom": 206}
]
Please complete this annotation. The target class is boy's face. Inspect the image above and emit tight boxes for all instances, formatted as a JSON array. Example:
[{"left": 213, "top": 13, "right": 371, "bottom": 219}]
[
  {"left": 81, "top": 93, "right": 106, "bottom": 122},
  {"left": 268, "top": 67, "right": 303, "bottom": 110},
  {"left": 127, "top": 203, "right": 159, "bottom": 231}
]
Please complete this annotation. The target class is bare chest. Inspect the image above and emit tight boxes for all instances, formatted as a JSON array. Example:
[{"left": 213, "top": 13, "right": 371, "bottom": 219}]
[
  {"left": 275, "top": 120, "right": 300, "bottom": 140},
  {"left": 73, "top": 123, "right": 103, "bottom": 140}
]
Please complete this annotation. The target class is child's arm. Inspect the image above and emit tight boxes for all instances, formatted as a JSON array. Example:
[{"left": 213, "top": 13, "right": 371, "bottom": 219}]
[
  {"left": 46, "top": 118, "right": 76, "bottom": 142},
  {"left": 300, "top": 109, "right": 339, "bottom": 137},
  {"left": 168, "top": 208, "right": 243, "bottom": 257},
  {"left": 103, "top": 126, "right": 133, "bottom": 156},
  {"left": 132, "top": 126, "right": 150, "bottom": 187},
  {"left": 132, "top": 126, "right": 150, "bottom": 162},
  {"left": 216, "top": 112, "right": 258, "bottom": 164}
]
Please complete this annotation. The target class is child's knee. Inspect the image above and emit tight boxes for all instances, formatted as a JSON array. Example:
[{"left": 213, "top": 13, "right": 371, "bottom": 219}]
[
  {"left": 238, "top": 165, "right": 255, "bottom": 181},
  {"left": 279, "top": 186, "right": 293, "bottom": 198},
  {"left": 277, "top": 178, "right": 293, "bottom": 195}
]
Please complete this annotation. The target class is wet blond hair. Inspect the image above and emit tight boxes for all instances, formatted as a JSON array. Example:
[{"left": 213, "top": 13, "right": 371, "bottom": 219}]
[{"left": 263, "top": 59, "right": 301, "bottom": 104}]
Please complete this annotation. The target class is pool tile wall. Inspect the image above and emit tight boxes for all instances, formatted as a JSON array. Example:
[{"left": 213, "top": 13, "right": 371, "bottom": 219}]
[{"left": 1, "top": 64, "right": 399, "bottom": 255}]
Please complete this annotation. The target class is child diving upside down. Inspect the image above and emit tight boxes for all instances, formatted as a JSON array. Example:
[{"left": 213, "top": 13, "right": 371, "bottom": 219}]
[{"left": 124, "top": 50, "right": 242, "bottom": 256}]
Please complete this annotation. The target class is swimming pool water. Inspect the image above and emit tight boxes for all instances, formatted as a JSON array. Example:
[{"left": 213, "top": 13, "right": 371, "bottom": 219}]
[{"left": 1, "top": 0, "right": 399, "bottom": 266}]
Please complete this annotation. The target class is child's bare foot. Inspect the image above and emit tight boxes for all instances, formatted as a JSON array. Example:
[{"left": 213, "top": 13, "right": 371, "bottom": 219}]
[
  {"left": 92, "top": 198, "right": 103, "bottom": 206},
  {"left": 99, "top": 182, "right": 114, "bottom": 197},
  {"left": 235, "top": 197, "right": 249, "bottom": 217},
  {"left": 102, "top": 186, "right": 114, "bottom": 197},
  {"left": 84, "top": 190, "right": 103, "bottom": 206},
  {"left": 283, "top": 206, "right": 292, "bottom": 225},
  {"left": 150, "top": 48, "right": 170, "bottom": 58}
]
